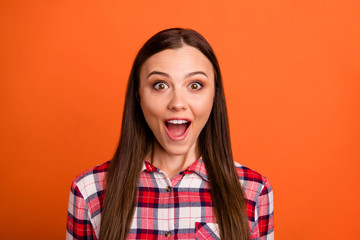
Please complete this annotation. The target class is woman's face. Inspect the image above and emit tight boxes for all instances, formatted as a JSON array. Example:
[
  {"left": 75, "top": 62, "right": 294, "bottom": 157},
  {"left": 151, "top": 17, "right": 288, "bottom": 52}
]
[{"left": 139, "top": 45, "right": 215, "bottom": 157}]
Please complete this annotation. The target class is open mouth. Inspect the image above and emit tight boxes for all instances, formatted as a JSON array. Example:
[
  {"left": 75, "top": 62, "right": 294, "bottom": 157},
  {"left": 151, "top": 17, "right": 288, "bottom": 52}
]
[{"left": 164, "top": 119, "right": 191, "bottom": 140}]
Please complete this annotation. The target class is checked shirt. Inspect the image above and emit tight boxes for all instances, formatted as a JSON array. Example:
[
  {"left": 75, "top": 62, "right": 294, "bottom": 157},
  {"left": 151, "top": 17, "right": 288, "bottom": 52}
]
[{"left": 66, "top": 158, "right": 274, "bottom": 239}]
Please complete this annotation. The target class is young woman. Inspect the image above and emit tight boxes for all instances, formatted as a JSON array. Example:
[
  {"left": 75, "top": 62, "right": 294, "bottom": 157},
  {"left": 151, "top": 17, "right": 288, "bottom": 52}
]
[{"left": 66, "top": 28, "right": 274, "bottom": 240}]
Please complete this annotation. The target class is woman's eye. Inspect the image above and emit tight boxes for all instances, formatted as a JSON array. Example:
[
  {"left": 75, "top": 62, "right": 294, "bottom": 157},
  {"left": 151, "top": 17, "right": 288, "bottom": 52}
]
[
  {"left": 153, "top": 82, "right": 168, "bottom": 90},
  {"left": 189, "top": 82, "right": 203, "bottom": 90}
]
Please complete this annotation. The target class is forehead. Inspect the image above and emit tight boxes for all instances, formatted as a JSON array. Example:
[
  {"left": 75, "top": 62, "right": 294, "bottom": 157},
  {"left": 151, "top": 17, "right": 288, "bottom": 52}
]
[{"left": 140, "top": 46, "right": 214, "bottom": 77}]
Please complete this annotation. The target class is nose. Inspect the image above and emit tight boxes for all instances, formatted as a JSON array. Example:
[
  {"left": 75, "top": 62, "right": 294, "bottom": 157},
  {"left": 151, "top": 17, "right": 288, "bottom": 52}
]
[{"left": 168, "top": 89, "right": 187, "bottom": 111}]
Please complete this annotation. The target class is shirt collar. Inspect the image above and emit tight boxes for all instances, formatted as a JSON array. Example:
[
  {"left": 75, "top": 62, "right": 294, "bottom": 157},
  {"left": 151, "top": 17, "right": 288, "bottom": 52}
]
[{"left": 142, "top": 157, "right": 209, "bottom": 181}]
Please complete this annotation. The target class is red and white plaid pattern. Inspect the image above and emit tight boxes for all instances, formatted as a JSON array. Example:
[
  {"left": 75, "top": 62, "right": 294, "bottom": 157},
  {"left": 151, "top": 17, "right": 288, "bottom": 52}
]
[{"left": 66, "top": 158, "right": 274, "bottom": 239}]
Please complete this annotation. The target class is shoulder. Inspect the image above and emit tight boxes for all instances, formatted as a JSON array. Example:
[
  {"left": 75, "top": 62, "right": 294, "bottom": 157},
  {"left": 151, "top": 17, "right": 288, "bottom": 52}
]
[
  {"left": 234, "top": 162, "right": 274, "bottom": 238},
  {"left": 233, "top": 161, "right": 272, "bottom": 198},
  {"left": 67, "top": 161, "right": 110, "bottom": 239},
  {"left": 71, "top": 161, "right": 110, "bottom": 202}
]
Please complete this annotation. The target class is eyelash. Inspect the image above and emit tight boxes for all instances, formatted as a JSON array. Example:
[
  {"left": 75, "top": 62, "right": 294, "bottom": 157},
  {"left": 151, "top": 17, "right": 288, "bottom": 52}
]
[
  {"left": 188, "top": 81, "right": 203, "bottom": 90},
  {"left": 152, "top": 81, "right": 204, "bottom": 90},
  {"left": 153, "top": 81, "right": 168, "bottom": 90}
]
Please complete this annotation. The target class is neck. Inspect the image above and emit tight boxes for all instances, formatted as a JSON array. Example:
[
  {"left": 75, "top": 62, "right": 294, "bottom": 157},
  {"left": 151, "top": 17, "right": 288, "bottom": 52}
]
[{"left": 149, "top": 141, "right": 198, "bottom": 179}]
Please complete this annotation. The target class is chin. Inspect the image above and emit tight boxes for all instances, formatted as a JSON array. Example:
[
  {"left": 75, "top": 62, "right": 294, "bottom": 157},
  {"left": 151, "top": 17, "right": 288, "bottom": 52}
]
[
  {"left": 163, "top": 146, "right": 192, "bottom": 156},
  {"left": 157, "top": 140, "right": 197, "bottom": 157}
]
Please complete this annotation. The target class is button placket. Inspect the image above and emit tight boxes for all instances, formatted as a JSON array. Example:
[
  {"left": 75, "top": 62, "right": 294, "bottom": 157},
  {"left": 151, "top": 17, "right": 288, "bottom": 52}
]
[{"left": 159, "top": 170, "right": 174, "bottom": 239}]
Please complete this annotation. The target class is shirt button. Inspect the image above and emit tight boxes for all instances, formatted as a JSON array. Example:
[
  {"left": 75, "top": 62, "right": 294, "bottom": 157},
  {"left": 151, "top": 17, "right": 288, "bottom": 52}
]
[
  {"left": 165, "top": 231, "right": 171, "bottom": 238},
  {"left": 165, "top": 186, "right": 171, "bottom": 192}
]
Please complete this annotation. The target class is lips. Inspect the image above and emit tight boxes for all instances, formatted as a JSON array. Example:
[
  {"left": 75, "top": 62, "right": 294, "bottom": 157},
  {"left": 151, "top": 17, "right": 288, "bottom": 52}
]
[{"left": 164, "top": 119, "right": 191, "bottom": 141}]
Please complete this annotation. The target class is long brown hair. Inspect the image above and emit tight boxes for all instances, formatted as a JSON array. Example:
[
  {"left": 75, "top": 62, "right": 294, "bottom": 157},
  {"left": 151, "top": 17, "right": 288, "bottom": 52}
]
[{"left": 99, "top": 28, "right": 250, "bottom": 240}]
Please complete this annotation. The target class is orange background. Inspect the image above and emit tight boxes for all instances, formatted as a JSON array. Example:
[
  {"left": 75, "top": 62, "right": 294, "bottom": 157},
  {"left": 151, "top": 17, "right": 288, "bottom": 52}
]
[{"left": 1, "top": 0, "right": 359, "bottom": 239}]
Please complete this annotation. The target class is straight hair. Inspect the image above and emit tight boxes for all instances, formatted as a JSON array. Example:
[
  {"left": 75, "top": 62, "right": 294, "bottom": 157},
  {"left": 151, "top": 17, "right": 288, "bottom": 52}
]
[{"left": 99, "top": 28, "right": 250, "bottom": 240}]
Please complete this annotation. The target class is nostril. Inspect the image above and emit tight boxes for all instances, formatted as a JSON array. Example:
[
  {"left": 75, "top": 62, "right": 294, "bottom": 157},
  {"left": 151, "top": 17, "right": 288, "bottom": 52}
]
[{"left": 168, "top": 103, "right": 187, "bottom": 111}]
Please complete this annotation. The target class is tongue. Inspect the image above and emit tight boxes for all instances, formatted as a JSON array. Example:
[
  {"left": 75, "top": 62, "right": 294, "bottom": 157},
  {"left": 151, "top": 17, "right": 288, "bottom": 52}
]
[{"left": 167, "top": 123, "right": 187, "bottom": 137}]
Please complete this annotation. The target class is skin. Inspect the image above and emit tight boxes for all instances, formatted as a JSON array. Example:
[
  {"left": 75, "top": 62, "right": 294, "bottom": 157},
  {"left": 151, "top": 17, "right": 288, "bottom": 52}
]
[{"left": 139, "top": 45, "right": 215, "bottom": 179}]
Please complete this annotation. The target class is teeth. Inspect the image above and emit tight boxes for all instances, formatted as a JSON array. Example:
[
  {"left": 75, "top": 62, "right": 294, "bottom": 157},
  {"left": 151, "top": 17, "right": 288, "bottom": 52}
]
[{"left": 167, "top": 120, "right": 188, "bottom": 124}]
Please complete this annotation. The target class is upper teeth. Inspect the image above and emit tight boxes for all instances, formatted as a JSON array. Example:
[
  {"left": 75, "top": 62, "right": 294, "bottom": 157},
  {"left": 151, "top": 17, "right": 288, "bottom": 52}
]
[{"left": 167, "top": 120, "right": 188, "bottom": 124}]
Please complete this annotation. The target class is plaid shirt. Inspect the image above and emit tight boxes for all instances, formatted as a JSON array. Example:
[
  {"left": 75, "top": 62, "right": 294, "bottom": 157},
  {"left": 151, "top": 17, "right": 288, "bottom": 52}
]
[{"left": 66, "top": 158, "right": 274, "bottom": 239}]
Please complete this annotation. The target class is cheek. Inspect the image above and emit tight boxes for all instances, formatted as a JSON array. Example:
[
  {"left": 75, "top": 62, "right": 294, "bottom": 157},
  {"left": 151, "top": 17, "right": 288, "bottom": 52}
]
[
  {"left": 140, "top": 94, "right": 164, "bottom": 125},
  {"left": 193, "top": 96, "right": 214, "bottom": 123}
]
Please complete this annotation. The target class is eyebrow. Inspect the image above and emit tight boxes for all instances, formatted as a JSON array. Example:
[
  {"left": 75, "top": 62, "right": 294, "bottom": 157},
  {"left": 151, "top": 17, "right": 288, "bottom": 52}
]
[
  {"left": 147, "top": 71, "right": 170, "bottom": 79},
  {"left": 147, "top": 71, "right": 208, "bottom": 79},
  {"left": 185, "top": 71, "right": 208, "bottom": 78}
]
